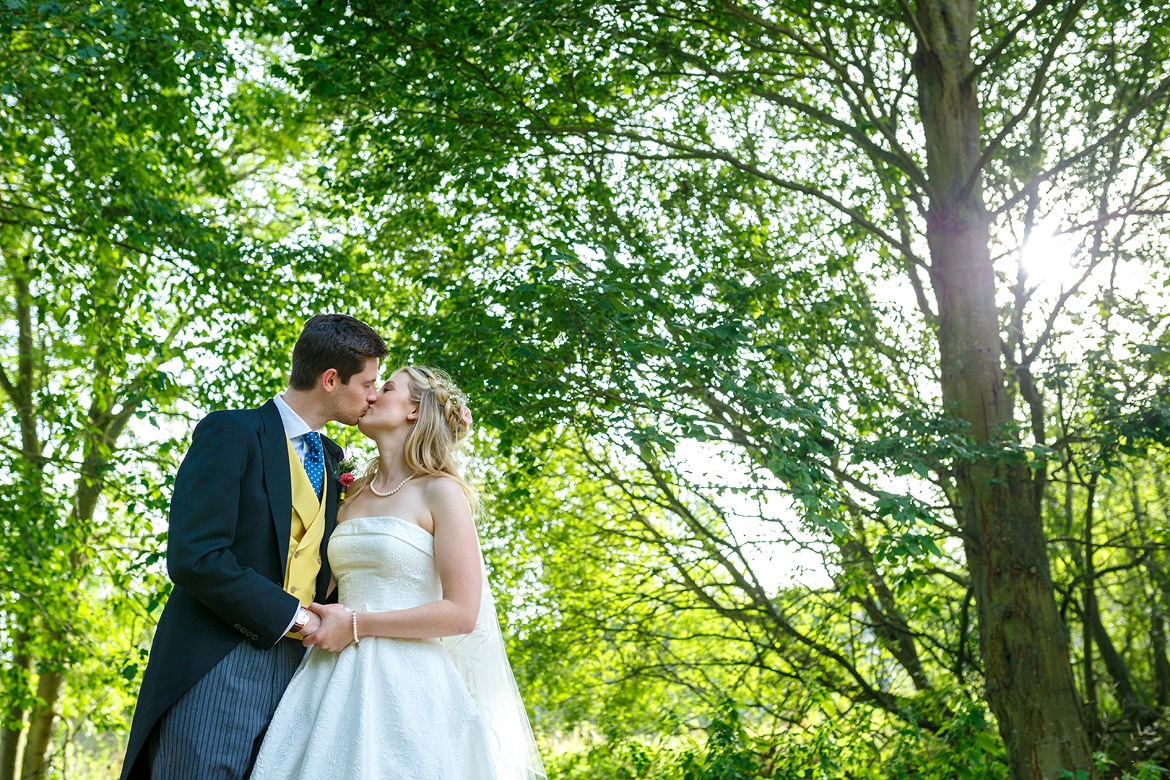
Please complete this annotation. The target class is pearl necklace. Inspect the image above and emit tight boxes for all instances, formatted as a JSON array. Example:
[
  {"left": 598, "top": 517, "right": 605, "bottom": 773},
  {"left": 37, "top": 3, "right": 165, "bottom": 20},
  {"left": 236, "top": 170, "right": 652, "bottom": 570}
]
[{"left": 369, "top": 471, "right": 418, "bottom": 497}]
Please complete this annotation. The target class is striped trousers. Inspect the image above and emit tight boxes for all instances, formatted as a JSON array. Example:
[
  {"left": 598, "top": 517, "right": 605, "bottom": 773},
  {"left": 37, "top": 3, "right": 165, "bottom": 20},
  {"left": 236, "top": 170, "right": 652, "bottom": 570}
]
[{"left": 146, "top": 637, "right": 305, "bottom": 780}]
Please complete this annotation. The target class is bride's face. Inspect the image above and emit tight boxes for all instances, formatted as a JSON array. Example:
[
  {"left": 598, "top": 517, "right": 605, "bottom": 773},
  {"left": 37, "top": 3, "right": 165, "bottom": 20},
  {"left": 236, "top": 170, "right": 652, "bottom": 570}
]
[{"left": 358, "top": 370, "right": 419, "bottom": 436}]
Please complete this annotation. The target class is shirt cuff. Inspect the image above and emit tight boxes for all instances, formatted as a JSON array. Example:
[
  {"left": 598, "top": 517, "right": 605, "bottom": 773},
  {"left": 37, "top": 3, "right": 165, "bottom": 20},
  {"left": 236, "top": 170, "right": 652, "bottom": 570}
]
[{"left": 280, "top": 606, "right": 301, "bottom": 641}]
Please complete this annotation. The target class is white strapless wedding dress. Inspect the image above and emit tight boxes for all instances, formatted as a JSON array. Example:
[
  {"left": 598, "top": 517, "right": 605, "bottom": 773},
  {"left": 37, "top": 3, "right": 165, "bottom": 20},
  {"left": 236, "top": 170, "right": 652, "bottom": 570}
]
[{"left": 251, "top": 515, "right": 501, "bottom": 780}]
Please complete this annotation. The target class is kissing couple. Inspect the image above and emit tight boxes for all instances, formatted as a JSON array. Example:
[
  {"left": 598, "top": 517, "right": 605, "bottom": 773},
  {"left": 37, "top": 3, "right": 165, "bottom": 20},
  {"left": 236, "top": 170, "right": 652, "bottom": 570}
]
[{"left": 120, "top": 314, "right": 545, "bottom": 779}]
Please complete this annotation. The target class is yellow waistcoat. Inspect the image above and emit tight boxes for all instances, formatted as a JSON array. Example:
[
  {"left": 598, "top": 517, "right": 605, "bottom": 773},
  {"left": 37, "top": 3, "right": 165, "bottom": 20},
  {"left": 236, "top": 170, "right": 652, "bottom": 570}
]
[{"left": 284, "top": 437, "right": 326, "bottom": 637}]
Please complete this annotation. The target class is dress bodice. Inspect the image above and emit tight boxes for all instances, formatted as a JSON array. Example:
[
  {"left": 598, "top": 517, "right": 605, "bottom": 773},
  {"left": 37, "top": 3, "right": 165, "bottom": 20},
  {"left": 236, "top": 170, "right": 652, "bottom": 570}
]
[
  {"left": 328, "top": 515, "right": 440, "bottom": 611},
  {"left": 252, "top": 513, "right": 544, "bottom": 780}
]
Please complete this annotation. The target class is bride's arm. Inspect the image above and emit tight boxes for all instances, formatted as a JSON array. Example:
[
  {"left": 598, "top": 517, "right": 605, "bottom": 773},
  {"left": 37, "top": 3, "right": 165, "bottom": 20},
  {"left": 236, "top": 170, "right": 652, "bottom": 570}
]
[{"left": 306, "top": 479, "right": 482, "bottom": 651}]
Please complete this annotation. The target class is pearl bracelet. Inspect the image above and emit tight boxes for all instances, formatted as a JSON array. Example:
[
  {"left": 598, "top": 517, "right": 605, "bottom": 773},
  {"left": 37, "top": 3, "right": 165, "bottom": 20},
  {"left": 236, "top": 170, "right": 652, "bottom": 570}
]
[{"left": 351, "top": 609, "right": 360, "bottom": 646}]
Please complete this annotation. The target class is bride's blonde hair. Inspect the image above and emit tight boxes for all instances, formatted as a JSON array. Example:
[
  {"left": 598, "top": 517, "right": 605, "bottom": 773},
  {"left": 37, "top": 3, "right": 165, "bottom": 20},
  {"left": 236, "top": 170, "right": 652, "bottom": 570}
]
[{"left": 346, "top": 365, "right": 477, "bottom": 511}]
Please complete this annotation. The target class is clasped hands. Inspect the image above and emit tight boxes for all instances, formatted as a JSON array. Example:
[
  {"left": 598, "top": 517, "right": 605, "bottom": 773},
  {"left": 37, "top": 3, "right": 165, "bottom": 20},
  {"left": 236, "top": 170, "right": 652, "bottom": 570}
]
[{"left": 299, "top": 602, "right": 355, "bottom": 652}]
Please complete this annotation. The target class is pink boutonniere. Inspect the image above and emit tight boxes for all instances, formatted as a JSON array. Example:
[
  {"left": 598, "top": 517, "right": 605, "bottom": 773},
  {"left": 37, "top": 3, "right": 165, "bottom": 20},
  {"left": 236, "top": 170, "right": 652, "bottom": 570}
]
[{"left": 338, "top": 472, "right": 356, "bottom": 499}]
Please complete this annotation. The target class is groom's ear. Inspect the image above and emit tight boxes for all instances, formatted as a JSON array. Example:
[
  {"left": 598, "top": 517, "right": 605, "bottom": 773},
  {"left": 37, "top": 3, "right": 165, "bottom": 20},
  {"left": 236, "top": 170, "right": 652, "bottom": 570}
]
[{"left": 319, "top": 368, "right": 340, "bottom": 391}]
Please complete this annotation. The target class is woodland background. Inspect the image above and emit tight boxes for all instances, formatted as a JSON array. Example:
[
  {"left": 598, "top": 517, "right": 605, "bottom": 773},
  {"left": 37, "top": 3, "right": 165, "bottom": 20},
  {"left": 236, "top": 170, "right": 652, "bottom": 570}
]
[{"left": 3, "top": 0, "right": 1170, "bottom": 778}]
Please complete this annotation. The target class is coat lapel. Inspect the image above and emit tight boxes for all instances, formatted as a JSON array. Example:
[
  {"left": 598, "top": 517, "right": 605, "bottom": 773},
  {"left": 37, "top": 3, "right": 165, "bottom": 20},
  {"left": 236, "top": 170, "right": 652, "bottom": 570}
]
[
  {"left": 259, "top": 400, "right": 292, "bottom": 571},
  {"left": 318, "top": 438, "right": 342, "bottom": 597}
]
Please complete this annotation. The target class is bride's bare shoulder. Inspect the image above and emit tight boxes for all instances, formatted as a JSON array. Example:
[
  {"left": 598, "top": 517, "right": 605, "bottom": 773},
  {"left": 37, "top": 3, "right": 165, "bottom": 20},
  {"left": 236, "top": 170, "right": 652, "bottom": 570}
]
[
  {"left": 421, "top": 476, "right": 472, "bottom": 522},
  {"left": 421, "top": 474, "right": 465, "bottom": 499}
]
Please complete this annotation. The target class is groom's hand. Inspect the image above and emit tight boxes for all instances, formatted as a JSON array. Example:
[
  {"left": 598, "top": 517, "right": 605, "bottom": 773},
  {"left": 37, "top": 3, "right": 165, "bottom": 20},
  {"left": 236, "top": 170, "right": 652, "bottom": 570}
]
[
  {"left": 298, "top": 610, "right": 323, "bottom": 644},
  {"left": 304, "top": 603, "right": 352, "bottom": 651}
]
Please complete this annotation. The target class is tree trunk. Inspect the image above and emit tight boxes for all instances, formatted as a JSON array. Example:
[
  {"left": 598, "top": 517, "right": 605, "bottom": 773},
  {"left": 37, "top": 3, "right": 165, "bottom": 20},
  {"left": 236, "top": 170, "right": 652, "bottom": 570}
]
[
  {"left": 1083, "top": 482, "right": 1154, "bottom": 729},
  {"left": 0, "top": 720, "right": 22, "bottom": 780},
  {"left": 1152, "top": 472, "right": 1170, "bottom": 708},
  {"left": 1088, "top": 602, "right": 1153, "bottom": 728},
  {"left": 1152, "top": 614, "right": 1170, "bottom": 710},
  {"left": 911, "top": 0, "right": 1092, "bottom": 776},
  {"left": 19, "top": 670, "right": 61, "bottom": 780},
  {"left": 1082, "top": 478, "right": 1099, "bottom": 749},
  {"left": 0, "top": 642, "right": 31, "bottom": 780}
]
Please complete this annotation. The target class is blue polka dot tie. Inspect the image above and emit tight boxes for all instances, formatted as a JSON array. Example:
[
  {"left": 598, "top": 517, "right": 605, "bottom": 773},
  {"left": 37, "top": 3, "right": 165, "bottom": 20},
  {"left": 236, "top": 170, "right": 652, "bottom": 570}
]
[{"left": 302, "top": 431, "right": 325, "bottom": 498}]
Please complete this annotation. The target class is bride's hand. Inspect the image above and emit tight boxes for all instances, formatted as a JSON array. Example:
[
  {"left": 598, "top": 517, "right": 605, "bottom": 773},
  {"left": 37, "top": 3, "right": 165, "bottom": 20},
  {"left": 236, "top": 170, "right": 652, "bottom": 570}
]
[{"left": 303, "top": 603, "right": 353, "bottom": 652}]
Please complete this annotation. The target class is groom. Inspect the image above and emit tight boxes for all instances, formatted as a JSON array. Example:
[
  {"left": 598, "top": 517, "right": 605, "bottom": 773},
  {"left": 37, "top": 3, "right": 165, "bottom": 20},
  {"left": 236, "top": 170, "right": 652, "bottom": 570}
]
[{"left": 120, "top": 314, "right": 387, "bottom": 780}]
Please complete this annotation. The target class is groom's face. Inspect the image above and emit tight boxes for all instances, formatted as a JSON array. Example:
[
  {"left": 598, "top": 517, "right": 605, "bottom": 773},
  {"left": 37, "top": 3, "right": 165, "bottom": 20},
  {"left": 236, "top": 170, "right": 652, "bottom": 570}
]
[{"left": 327, "top": 357, "right": 381, "bottom": 425}]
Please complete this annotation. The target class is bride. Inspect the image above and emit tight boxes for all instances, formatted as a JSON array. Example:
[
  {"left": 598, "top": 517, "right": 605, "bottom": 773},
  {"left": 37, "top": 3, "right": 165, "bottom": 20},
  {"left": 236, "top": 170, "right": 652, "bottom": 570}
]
[{"left": 251, "top": 366, "right": 545, "bottom": 780}]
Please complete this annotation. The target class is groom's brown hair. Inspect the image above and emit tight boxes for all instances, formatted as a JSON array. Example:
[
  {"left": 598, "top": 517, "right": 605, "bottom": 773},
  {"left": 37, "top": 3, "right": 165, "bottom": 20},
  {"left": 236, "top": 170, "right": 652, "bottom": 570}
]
[{"left": 289, "top": 314, "right": 388, "bottom": 390}]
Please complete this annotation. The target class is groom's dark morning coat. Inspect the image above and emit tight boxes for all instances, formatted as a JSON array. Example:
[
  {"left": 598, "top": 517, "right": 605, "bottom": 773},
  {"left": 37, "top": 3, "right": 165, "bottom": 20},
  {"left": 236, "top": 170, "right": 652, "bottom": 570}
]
[{"left": 120, "top": 401, "right": 342, "bottom": 780}]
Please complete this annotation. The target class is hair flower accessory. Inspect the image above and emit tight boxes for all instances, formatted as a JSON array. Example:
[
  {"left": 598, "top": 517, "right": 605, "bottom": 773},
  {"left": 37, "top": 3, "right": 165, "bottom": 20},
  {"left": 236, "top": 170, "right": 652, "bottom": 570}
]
[{"left": 460, "top": 406, "right": 473, "bottom": 426}]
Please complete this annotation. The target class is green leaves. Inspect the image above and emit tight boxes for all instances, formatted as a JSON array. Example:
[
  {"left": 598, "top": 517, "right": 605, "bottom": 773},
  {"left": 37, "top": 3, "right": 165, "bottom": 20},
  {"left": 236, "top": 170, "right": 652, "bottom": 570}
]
[
  {"left": 1, "top": 0, "right": 1165, "bottom": 772},
  {"left": 0, "top": 6, "right": 388, "bottom": 774}
]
